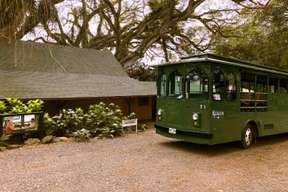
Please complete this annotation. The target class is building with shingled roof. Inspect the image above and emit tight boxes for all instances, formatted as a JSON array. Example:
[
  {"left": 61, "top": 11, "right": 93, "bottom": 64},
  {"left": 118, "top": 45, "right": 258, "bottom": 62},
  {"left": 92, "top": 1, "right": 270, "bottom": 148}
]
[{"left": 0, "top": 40, "right": 156, "bottom": 120}]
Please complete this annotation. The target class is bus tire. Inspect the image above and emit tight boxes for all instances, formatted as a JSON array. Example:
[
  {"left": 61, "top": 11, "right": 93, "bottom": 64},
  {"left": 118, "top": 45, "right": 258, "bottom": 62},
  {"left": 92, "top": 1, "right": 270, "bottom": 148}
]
[{"left": 241, "top": 126, "right": 254, "bottom": 149}]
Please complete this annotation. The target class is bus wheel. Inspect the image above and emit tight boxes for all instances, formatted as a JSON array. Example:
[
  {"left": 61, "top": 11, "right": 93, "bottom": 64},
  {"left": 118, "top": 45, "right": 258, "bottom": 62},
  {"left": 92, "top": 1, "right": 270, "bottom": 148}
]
[{"left": 241, "top": 126, "right": 254, "bottom": 149}]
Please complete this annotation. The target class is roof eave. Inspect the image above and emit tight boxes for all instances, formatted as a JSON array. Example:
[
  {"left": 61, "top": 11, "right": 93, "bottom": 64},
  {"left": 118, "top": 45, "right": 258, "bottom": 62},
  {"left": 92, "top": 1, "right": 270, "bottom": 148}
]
[{"left": 156, "top": 57, "right": 288, "bottom": 76}]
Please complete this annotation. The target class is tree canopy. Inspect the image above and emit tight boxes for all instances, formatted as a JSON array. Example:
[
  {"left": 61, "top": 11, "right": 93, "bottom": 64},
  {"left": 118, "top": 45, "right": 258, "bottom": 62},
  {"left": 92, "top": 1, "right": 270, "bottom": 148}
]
[
  {"left": 214, "top": 0, "right": 288, "bottom": 68},
  {"left": 0, "top": 0, "right": 276, "bottom": 69},
  {"left": 0, "top": 0, "right": 64, "bottom": 39}
]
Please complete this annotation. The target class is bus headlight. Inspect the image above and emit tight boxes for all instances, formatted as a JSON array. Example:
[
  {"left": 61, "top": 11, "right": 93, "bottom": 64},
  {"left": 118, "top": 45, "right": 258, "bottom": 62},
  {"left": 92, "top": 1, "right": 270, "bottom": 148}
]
[
  {"left": 192, "top": 113, "right": 200, "bottom": 127},
  {"left": 192, "top": 113, "right": 199, "bottom": 120},
  {"left": 157, "top": 109, "right": 163, "bottom": 120}
]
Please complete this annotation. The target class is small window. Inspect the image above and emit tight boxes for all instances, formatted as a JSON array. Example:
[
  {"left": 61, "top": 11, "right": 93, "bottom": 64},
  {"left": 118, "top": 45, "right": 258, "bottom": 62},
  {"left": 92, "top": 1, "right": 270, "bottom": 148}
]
[
  {"left": 279, "top": 79, "right": 288, "bottom": 93},
  {"left": 168, "top": 72, "right": 183, "bottom": 96},
  {"left": 269, "top": 78, "right": 278, "bottom": 93},
  {"left": 227, "top": 73, "right": 237, "bottom": 101},
  {"left": 186, "top": 69, "right": 208, "bottom": 97},
  {"left": 213, "top": 69, "right": 226, "bottom": 101},
  {"left": 159, "top": 74, "right": 167, "bottom": 96},
  {"left": 240, "top": 72, "right": 255, "bottom": 112},
  {"left": 256, "top": 75, "right": 267, "bottom": 93},
  {"left": 241, "top": 73, "right": 255, "bottom": 93},
  {"left": 240, "top": 72, "right": 268, "bottom": 112},
  {"left": 174, "top": 76, "right": 182, "bottom": 95}
]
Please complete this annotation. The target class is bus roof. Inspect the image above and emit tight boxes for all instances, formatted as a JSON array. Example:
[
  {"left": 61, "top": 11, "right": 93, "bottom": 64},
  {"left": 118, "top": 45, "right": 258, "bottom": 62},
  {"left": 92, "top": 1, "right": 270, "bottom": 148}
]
[{"left": 156, "top": 53, "right": 288, "bottom": 76}]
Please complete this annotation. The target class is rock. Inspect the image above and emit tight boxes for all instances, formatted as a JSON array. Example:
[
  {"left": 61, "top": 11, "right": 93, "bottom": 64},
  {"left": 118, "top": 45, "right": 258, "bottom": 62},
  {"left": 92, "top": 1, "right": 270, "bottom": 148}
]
[
  {"left": 0, "top": 146, "right": 7, "bottom": 151},
  {"left": 7, "top": 144, "right": 22, "bottom": 149},
  {"left": 41, "top": 136, "right": 54, "bottom": 144},
  {"left": 53, "top": 137, "right": 70, "bottom": 143},
  {"left": 24, "top": 138, "right": 41, "bottom": 146}
]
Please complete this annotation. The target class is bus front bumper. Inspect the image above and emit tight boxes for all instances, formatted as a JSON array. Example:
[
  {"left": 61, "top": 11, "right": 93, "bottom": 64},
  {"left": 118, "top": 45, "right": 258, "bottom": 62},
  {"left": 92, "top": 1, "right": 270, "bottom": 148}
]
[{"left": 155, "top": 124, "right": 214, "bottom": 145}]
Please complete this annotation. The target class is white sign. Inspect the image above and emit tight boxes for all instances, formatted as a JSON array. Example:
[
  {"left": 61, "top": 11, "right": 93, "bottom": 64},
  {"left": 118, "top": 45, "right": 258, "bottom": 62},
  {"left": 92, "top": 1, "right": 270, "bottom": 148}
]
[{"left": 122, "top": 119, "right": 138, "bottom": 133}]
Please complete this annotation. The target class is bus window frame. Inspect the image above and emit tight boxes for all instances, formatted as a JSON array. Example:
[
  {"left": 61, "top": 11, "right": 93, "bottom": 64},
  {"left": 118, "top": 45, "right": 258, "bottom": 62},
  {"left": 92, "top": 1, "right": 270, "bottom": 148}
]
[
  {"left": 168, "top": 71, "right": 184, "bottom": 97},
  {"left": 185, "top": 68, "right": 209, "bottom": 99},
  {"left": 268, "top": 77, "right": 279, "bottom": 94},
  {"left": 212, "top": 68, "right": 227, "bottom": 101},
  {"left": 279, "top": 78, "right": 288, "bottom": 94},
  {"left": 226, "top": 72, "right": 237, "bottom": 101},
  {"left": 240, "top": 71, "right": 270, "bottom": 112},
  {"left": 158, "top": 73, "right": 167, "bottom": 97}
]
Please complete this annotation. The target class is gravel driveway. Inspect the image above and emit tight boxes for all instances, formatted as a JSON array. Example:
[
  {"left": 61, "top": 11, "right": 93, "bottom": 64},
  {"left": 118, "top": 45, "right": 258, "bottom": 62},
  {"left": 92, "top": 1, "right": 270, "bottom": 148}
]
[{"left": 1, "top": 128, "right": 288, "bottom": 192}]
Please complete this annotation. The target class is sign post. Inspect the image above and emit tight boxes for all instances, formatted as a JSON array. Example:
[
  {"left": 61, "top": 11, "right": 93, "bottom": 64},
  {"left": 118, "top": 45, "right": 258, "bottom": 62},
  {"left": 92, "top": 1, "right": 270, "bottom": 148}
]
[{"left": 122, "top": 119, "right": 138, "bottom": 133}]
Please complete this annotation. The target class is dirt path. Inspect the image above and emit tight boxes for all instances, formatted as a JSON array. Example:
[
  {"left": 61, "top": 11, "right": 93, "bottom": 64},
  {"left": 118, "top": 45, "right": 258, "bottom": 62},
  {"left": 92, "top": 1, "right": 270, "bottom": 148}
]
[{"left": 1, "top": 128, "right": 288, "bottom": 192}]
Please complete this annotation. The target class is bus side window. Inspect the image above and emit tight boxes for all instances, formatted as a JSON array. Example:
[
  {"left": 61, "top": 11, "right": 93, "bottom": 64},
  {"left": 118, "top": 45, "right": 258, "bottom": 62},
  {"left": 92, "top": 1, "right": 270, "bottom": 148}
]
[
  {"left": 256, "top": 76, "right": 267, "bottom": 93},
  {"left": 256, "top": 75, "right": 268, "bottom": 111},
  {"left": 269, "top": 78, "right": 278, "bottom": 93},
  {"left": 160, "top": 74, "right": 167, "bottom": 96},
  {"left": 213, "top": 69, "right": 226, "bottom": 101},
  {"left": 168, "top": 72, "right": 183, "bottom": 96},
  {"left": 240, "top": 72, "right": 255, "bottom": 111},
  {"left": 227, "top": 73, "right": 237, "bottom": 101},
  {"left": 241, "top": 73, "right": 255, "bottom": 93},
  {"left": 279, "top": 79, "right": 288, "bottom": 94}
]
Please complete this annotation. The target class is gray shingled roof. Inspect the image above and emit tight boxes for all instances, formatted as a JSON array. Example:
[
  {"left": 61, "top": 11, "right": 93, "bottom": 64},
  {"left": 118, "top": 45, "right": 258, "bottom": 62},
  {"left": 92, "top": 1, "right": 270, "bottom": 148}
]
[
  {"left": 0, "top": 40, "right": 156, "bottom": 99},
  {"left": 0, "top": 40, "right": 127, "bottom": 76}
]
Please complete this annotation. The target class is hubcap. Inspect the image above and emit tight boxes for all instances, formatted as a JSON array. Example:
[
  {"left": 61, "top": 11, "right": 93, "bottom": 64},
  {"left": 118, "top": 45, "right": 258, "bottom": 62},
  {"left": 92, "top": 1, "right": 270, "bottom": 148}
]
[{"left": 245, "top": 128, "right": 253, "bottom": 146}]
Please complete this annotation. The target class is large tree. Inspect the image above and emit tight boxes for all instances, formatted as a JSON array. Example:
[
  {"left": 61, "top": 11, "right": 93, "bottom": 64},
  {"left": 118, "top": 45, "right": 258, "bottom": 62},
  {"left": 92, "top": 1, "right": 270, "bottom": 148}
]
[
  {"left": 24, "top": 0, "right": 264, "bottom": 67},
  {"left": 0, "top": 0, "right": 265, "bottom": 67},
  {"left": 214, "top": 0, "right": 288, "bottom": 68},
  {"left": 0, "top": 0, "right": 64, "bottom": 39}
]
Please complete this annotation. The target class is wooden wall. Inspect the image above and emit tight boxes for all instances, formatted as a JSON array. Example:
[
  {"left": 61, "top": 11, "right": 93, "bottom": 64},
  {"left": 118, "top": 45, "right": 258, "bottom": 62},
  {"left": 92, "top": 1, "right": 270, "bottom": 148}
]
[{"left": 43, "top": 96, "right": 156, "bottom": 121}]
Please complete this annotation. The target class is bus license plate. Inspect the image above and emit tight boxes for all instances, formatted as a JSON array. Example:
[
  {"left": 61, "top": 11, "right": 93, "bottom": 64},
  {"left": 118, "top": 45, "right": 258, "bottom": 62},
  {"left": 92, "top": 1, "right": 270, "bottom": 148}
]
[{"left": 169, "top": 128, "right": 176, "bottom": 134}]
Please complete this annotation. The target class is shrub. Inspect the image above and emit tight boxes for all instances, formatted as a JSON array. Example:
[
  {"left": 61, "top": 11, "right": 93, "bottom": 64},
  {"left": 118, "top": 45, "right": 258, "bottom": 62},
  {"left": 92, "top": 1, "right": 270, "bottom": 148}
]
[
  {"left": 6, "top": 98, "right": 28, "bottom": 113},
  {"left": 5, "top": 98, "right": 44, "bottom": 113},
  {"left": 53, "top": 108, "right": 86, "bottom": 136},
  {"left": 44, "top": 102, "right": 135, "bottom": 139},
  {"left": 85, "top": 102, "right": 124, "bottom": 137},
  {"left": 0, "top": 101, "right": 7, "bottom": 113},
  {"left": 0, "top": 135, "right": 10, "bottom": 147},
  {"left": 72, "top": 129, "right": 91, "bottom": 142},
  {"left": 43, "top": 113, "right": 57, "bottom": 136},
  {"left": 27, "top": 99, "right": 44, "bottom": 112}
]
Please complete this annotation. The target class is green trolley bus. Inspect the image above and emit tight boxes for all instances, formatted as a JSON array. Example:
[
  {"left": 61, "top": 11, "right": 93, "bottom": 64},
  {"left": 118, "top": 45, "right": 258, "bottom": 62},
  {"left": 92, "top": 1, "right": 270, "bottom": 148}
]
[{"left": 155, "top": 54, "right": 288, "bottom": 148}]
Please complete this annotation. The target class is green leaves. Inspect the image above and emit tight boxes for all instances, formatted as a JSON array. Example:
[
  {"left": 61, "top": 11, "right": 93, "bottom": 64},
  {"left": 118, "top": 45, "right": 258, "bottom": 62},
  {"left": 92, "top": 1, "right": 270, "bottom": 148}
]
[
  {"left": 0, "top": 134, "right": 10, "bottom": 147},
  {"left": 0, "top": 98, "right": 44, "bottom": 114},
  {"left": 214, "top": 0, "right": 288, "bottom": 68},
  {"left": 0, "top": 101, "right": 7, "bottom": 113},
  {"left": 27, "top": 99, "right": 44, "bottom": 112},
  {"left": 72, "top": 129, "right": 91, "bottom": 142},
  {"left": 45, "top": 102, "right": 135, "bottom": 139}
]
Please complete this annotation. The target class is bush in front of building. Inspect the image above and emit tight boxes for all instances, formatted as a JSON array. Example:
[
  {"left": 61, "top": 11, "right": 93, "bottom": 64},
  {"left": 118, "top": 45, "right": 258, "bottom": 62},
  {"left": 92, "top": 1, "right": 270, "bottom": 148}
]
[
  {"left": 0, "top": 98, "right": 44, "bottom": 114},
  {"left": 44, "top": 102, "right": 136, "bottom": 141}
]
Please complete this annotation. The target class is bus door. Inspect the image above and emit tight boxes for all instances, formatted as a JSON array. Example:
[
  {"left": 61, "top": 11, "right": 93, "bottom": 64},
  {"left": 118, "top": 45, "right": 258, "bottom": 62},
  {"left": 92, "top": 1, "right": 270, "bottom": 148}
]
[{"left": 211, "top": 68, "right": 240, "bottom": 141}]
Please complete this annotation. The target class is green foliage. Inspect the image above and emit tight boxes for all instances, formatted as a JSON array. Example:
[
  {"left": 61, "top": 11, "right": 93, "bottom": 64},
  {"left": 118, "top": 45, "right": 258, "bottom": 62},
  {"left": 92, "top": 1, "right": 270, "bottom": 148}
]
[
  {"left": 43, "top": 113, "right": 56, "bottom": 136},
  {"left": 0, "top": 135, "right": 10, "bottom": 147},
  {"left": 27, "top": 99, "right": 44, "bottom": 112},
  {"left": 5, "top": 98, "right": 44, "bottom": 113},
  {"left": 214, "top": 0, "right": 288, "bottom": 68},
  {"left": 44, "top": 102, "right": 135, "bottom": 139},
  {"left": 126, "top": 112, "right": 136, "bottom": 120},
  {"left": 85, "top": 102, "right": 124, "bottom": 138},
  {"left": 0, "top": 101, "right": 7, "bottom": 113},
  {"left": 127, "top": 63, "right": 156, "bottom": 81},
  {"left": 72, "top": 129, "right": 91, "bottom": 142},
  {"left": 6, "top": 98, "right": 28, "bottom": 113},
  {"left": 55, "top": 108, "right": 85, "bottom": 134}
]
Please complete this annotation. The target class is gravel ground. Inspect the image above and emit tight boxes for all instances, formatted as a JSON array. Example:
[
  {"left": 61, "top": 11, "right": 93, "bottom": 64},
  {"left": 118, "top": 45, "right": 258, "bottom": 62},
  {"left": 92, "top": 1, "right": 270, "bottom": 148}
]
[{"left": 1, "top": 127, "right": 288, "bottom": 192}]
